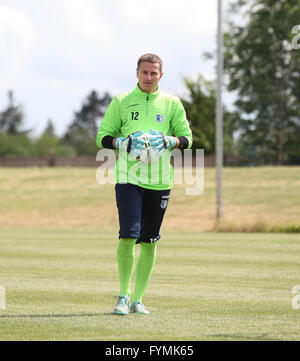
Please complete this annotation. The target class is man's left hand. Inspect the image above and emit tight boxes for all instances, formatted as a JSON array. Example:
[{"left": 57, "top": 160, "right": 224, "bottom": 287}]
[{"left": 149, "top": 129, "right": 177, "bottom": 154}]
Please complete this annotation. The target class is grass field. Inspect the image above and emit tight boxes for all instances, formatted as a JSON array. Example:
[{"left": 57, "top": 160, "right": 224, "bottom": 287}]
[
  {"left": 0, "top": 166, "right": 299, "bottom": 232},
  {"left": 0, "top": 230, "right": 299, "bottom": 341},
  {"left": 0, "top": 167, "right": 299, "bottom": 341}
]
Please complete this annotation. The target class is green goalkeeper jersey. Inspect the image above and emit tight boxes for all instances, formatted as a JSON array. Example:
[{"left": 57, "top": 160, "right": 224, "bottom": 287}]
[{"left": 96, "top": 83, "right": 192, "bottom": 190}]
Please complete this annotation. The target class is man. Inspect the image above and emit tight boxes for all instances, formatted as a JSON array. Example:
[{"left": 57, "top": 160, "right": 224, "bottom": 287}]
[{"left": 96, "top": 54, "right": 192, "bottom": 315}]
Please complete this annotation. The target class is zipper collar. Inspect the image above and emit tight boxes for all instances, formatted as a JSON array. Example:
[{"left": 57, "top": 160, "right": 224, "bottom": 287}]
[{"left": 134, "top": 83, "right": 160, "bottom": 100}]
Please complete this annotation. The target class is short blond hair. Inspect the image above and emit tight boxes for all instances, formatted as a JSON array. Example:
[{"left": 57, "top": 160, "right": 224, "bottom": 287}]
[{"left": 137, "top": 53, "right": 163, "bottom": 72}]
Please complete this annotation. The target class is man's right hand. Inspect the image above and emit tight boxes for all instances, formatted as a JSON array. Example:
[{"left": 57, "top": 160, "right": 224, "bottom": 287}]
[{"left": 114, "top": 131, "right": 146, "bottom": 157}]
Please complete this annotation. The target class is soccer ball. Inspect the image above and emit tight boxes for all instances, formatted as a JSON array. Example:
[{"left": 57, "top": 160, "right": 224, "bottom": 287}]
[{"left": 130, "top": 133, "right": 160, "bottom": 163}]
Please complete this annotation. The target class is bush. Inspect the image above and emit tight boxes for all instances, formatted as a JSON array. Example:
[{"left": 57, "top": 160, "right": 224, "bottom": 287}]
[{"left": 0, "top": 133, "right": 36, "bottom": 156}]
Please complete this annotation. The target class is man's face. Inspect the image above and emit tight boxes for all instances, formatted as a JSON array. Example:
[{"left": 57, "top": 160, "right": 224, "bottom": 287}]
[{"left": 136, "top": 61, "right": 163, "bottom": 93}]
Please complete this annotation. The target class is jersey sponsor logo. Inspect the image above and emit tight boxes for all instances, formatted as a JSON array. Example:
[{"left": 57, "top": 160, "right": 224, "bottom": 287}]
[{"left": 156, "top": 114, "right": 164, "bottom": 123}]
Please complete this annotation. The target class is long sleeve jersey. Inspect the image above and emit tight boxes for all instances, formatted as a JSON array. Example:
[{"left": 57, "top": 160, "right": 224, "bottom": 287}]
[{"left": 96, "top": 83, "right": 192, "bottom": 190}]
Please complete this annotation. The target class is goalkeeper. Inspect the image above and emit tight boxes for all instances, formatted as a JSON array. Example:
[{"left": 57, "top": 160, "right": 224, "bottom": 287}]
[{"left": 96, "top": 53, "right": 192, "bottom": 315}]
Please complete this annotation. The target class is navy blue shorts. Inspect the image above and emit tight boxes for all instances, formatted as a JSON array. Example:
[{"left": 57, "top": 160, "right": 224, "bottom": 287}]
[{"left": 115, "top": 183, "right": 171, "bottom": 244}]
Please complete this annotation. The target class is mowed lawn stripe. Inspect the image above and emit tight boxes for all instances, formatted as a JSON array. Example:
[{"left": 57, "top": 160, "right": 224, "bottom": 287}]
[{"left": 0, "top": 231, "right": 299, "bottom": 341}]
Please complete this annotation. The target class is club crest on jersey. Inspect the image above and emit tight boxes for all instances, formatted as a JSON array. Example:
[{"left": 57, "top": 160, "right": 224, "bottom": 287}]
[{"left": 156, "top": 114, "right": 164, "bottom": 123}]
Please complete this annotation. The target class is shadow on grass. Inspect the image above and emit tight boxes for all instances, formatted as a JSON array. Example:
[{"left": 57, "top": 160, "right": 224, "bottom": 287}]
[
  {"left": 0, "top": 313, "right": 115, "bottom": 318},
  {"left": 208, "top": 333, "right": 281, "bottom": 341}
]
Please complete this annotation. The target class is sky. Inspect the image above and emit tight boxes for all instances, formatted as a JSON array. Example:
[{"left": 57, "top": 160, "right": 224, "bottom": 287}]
[{"left": 0, "top": 0, "right": 235, "bottom": 136}]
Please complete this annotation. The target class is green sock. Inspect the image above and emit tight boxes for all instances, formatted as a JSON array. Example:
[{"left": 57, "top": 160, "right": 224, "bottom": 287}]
[
  {"left": 117, "top": 238, "right": 136, "bottom": 298},
  {"left": 132, "top": 242, "right": 157, "bottom": 303}
]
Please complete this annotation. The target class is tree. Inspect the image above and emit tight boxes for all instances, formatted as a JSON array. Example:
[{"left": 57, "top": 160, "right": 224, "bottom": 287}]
[
  {"left": 0, "top": 90, "right": 27, "bottom": 134},
  {"left": 43, "top": 119, "right": 56, "bottom": 136},
  {"left": 0, "top": 91, "right": 36, "bottom": 156},
  {"left": 224, "top": 0, "right": 300, "bottom": 164},
  {"left": 63, "top": 90, "right": 112, "bottom": 155},
  {"left": 35, "top": 120, "right": 76, "bottom": 157},
  {"left": 180, "top": 75, "right": 240, "bottom": 157}
]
